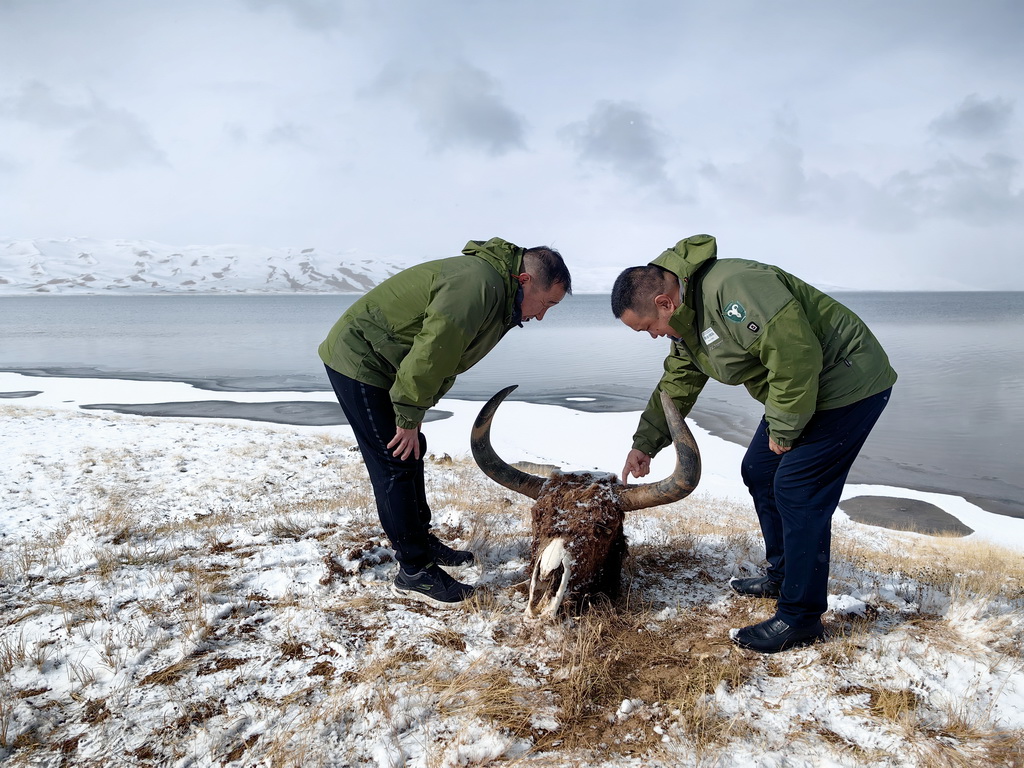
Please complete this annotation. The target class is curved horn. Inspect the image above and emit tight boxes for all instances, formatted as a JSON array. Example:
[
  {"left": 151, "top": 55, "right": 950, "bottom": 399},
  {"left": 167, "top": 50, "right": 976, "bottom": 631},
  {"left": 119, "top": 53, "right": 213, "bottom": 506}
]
[
  {"left": 471, "top": 385, "right": 547, "bottom": 500},
  {"left": 617, "top": 391, "right": 701, "bottom": 512}
]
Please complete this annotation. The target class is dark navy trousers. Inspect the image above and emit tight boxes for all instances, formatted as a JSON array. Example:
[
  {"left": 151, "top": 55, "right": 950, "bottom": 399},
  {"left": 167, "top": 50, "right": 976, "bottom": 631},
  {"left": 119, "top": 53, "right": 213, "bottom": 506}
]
[
  {"left": 740, "top": 388, "right": 892, "bottom": 627},
  {"left": 325, "top": 365, "right": 433, "bottom": 567}
]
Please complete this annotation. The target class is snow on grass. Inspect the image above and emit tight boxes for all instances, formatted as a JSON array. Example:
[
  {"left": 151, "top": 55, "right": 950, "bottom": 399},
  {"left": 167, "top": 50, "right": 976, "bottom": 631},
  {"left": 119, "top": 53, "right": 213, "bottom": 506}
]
[{"left": 1, "top": 379, "right": 1023, "bottom": 767}]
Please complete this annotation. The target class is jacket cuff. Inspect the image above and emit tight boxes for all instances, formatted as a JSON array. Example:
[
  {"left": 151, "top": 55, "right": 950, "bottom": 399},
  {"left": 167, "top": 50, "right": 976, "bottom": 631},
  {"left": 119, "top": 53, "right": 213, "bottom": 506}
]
[
  {"left": 393, "top": 405, "right": 425, "bottom": 430},
  {"left": 632, "top": 438, "right": 659, "bottom": 457},
  {"left": 769, "top": 433, "right": 796, "bottom": 449}
]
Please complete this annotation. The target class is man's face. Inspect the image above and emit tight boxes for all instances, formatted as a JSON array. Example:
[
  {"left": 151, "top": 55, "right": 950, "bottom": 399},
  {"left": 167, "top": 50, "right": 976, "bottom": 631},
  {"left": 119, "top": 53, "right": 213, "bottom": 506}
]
[
  {"left": 619, "top": 304, "right": 676, "bottom": 339},
  {"left": 520, "top": 278, "right": 566, "bottom": 322}
]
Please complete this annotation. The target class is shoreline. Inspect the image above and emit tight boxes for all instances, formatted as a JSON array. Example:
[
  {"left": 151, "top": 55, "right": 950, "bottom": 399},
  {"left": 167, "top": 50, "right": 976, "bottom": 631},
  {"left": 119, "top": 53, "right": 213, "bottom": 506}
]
[{"left": 2, "top": 368, "right": 1021, "bottom": 536}]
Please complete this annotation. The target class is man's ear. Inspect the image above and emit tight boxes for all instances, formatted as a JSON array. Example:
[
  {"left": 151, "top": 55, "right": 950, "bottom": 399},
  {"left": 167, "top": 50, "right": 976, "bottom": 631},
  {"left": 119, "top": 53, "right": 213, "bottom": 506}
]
[
  {"left": 517, "top": 272, "right": 532, "bottom": 286},
  {"left": 654, "top": 293, "right": 675, "bottom": 313}
]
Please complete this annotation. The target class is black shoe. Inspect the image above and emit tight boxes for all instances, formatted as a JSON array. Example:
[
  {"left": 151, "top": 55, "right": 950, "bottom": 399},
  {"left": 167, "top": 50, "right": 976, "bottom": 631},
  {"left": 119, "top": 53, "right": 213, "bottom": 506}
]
[
  {"left": 729, "top": 575, "right": 782, "bottom": 598},
  {"left": 730, "top": 617, "right": 824, "bottom": 653},
  {"left": 393, "top": 562, "right": 475, "bottom": 605},
  {"left": 427, "top": 534, "right": 475, "bottom": 567}
]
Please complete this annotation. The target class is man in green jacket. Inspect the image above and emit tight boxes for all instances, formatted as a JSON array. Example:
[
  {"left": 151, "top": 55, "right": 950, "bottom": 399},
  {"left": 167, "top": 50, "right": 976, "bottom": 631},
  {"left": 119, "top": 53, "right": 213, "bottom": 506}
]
[
  {"left": 612, "top": 234, "right": 896, "bottom": 652},
  {"left": 319, "top": 237, "right": 571, "bottom": 606}
]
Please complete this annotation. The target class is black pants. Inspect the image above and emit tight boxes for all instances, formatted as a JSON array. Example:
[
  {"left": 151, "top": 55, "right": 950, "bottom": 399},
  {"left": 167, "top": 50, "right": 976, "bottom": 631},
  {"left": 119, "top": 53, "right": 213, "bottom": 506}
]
[
  {"left": 325, "top": 365, "right": 433, "bottom": 567},
  {"left": 740, "top": 388, "right": 892, "bottom": 627}
]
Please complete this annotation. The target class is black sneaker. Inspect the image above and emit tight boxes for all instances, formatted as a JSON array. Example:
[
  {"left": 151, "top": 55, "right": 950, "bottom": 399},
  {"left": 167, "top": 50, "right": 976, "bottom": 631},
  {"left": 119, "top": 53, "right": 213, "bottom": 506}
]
[
  {"left": 729, "top": 575, "right": 782, "bottom": 598},
  {"left": 426, "top": 533, "right": 475, "bottom": 567},
  {"left": 393, "top": 563, "right": 475, "bottom": 605}
]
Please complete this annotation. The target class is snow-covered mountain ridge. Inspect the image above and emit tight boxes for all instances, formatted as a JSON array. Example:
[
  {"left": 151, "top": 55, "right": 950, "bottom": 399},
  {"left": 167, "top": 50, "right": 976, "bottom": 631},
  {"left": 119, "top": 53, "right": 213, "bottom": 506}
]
[{"left": 0, "top": 238, "right": 411, "bottom": 294}]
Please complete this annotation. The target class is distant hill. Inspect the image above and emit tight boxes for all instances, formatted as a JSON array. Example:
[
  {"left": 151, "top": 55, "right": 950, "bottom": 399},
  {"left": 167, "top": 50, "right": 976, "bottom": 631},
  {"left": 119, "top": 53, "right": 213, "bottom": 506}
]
[{"left": 0, "top": 238, "right": 411, "bottom": 294}]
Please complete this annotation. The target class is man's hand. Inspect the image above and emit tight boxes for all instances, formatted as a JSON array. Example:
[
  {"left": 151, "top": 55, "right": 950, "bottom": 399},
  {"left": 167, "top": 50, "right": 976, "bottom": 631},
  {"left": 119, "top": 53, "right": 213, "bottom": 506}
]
[
  {"left": 768, "top": 437, "right": 792, "bottom": 455},
  {"left": 388, "top": 426, "right": 421, "bottom": 460},
  {"left": 621, "top": 449, "right": 652, "bottom": 484}
]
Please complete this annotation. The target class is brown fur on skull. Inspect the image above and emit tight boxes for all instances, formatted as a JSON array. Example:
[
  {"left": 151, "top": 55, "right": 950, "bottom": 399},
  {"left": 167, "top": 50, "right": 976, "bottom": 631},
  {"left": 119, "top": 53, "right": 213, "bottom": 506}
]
[
  {"left": 526, "top": 472, "right": 627, "bottom": 616},
  {"left": 471, "top": 386, "right": 701, "bottom": 618}
]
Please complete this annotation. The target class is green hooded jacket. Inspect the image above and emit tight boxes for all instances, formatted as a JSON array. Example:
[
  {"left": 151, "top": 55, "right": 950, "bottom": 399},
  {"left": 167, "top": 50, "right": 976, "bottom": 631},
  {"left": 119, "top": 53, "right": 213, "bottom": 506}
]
[
  {"left": 318, "top": 238, "right": 525, "bottom": 428},
  {"left": 632, "top": 234, "right": 897, "bottom": 457}
]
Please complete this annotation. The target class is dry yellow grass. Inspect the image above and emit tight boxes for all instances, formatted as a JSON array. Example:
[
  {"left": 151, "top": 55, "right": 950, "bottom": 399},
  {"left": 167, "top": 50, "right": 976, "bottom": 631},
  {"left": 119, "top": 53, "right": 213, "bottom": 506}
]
[
  {"left": 2, "top": 448, "right": 1023, "bottom": 767},
  {"left": 834, "top": 531, "right": 1024, "bottom": 603}
]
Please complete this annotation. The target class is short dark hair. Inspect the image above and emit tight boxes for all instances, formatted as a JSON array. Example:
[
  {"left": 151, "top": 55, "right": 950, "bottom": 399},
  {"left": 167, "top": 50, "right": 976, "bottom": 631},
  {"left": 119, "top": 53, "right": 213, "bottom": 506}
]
[
  {"left": 610, "top": 265, "right": 669, "bottom": 318},
  {"left": 523, "top": 246, "right": 572, "bottom": 295}
]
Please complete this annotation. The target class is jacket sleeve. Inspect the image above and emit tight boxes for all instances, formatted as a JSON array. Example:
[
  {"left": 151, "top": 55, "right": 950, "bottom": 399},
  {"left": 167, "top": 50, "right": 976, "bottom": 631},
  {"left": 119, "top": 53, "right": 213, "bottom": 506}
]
[
  {"left": 390, "top": 277, "right": 497, "bottom": 428},
  {"left": 632, "top": 345, "right": 709, "bottom": 457},
  {"left": 747, "top": 299, "right": 823, "bottom": 447}
]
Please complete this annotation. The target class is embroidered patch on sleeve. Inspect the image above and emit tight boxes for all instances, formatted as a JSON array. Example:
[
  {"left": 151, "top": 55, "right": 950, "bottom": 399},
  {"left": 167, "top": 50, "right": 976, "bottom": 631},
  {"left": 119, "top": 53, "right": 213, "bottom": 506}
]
[{"left": 724, "top": 301, "right": 747, "bottom": 322}]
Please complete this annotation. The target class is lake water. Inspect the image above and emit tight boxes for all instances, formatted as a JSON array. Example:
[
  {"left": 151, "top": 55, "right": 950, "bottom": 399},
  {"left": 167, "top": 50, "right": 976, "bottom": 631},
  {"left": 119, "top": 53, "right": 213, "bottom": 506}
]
[{"left": 2, "top": 292, "right": 1022, "bottom": 518}]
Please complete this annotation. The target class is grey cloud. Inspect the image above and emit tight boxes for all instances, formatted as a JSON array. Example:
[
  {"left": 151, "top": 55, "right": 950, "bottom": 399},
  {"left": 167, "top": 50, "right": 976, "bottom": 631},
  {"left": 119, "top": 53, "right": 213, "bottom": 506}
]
[
  {"left": 1, "top": 81, "right": 167, "bottom": 171},
  {"left": 225, "top": 122, "right": 249, "bottom": 145},
  {"left": 0, "top": 80, "right": 93, "bottom": 127},
  {"left": 265, "top": 122, "right": 313, "bottom": 149},
  {"left": 701, "top": 137, "right": 916, "bottom": 231},
  {"left": 68, "top": 104, "right": 168, "bottom": 170},
  {"left": 373, "top": 60, "right": 525, "bottom": 156},
  {"left": 929, "top": 94, "right": 1014, "bottom": 141},
  {"left": 886, "top": 152, "right": 1023, "bottom": 225},
  {"left": 701, "top": 137, "right": 807, "bottom": 215},
  {"left": 702, "top": 133, "right": 1022, "bottom": 230},
  {"left": 243, "top": 0, "right": 346, "bottom": 30},
  {"left": 562, "top": 101, "right": 670, "bottom": 190}
]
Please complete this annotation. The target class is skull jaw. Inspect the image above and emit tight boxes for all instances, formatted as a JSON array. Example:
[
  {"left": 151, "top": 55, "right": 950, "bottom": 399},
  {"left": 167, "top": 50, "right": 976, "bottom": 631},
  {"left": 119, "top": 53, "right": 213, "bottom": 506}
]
[{"left": 526, "top": 537, "right": 572, "bottom": 619}]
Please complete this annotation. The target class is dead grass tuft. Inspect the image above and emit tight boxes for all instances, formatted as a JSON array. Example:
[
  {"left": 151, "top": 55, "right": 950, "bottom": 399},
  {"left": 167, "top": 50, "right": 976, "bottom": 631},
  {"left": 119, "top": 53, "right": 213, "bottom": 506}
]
[
  {"left": 833, "top": 531, "right": 1024, "bottom": 605},
  {"left": 279, "top": 639, "right": 308, "bottom": 660},
  {"left": 531, "top": 601, "right": 759, "bottom": 755},
  {"left": 426, "top": 627, "right": 467, "bottom": 652},
  {"left": 355, "top": 647, "right": 427, "bottom": 686},
  {"left": 984, "top": 731, "right": 1024, "bottom": 768},
  {"left": 864, "top": 686, "right": 922, "bottom": 725},
  {"left": 224, "top": 733, "right": 261, "bottom": 763},
  {"left": 430, "top": 662, "right": 545, "bottom": 742},
  {"left": 139, "top": 655, "right": 203, "bottom": 687}
]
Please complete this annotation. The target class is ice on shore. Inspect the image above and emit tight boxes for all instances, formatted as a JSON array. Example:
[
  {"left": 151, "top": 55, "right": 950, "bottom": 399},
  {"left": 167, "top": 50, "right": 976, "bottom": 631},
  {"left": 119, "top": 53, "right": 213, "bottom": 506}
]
[{"left": 3, "top": 371, "right": 1022, "bottom": 552}]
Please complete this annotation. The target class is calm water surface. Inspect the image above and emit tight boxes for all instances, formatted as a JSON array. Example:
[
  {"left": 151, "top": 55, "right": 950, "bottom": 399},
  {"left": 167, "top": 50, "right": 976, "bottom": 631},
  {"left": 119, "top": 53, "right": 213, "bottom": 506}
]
[{"left": 2, "top": 293, "right": 1022, "bottom": 517}]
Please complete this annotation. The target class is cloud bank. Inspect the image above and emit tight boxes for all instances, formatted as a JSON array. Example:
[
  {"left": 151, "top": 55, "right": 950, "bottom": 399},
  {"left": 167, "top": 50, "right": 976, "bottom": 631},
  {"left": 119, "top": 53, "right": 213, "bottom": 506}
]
[{"left": 0, "top": 0, "right": 1021, "bottom": 290}]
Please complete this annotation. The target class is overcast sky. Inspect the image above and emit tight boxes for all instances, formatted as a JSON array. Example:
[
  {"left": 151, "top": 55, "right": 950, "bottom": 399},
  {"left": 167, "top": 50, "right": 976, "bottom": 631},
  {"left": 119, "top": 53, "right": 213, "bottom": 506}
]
[{"left": 1, "top": 0, "right": 1022, "bottom": 290}]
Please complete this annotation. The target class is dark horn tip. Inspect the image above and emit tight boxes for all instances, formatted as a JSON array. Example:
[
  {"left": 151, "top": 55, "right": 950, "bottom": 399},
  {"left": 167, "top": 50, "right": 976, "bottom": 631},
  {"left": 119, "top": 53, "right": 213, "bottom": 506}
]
[
  {"left": 472, "top": 384, "right": 519, "bottom": 430},
  {"left": 471, "top": 385, "right": 546, "bottom": 500}
]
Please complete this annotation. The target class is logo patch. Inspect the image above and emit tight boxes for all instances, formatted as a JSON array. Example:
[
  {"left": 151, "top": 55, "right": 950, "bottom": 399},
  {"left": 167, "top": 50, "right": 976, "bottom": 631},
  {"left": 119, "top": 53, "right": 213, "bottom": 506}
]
[
  {"left": 724, "top": 301, "right": 747, "bottom": 322},
  {"left": 747, "top": 321, "right": 761, "bottom": 333},
  {"left": 701, "top": 327, "right": 720, "bottom": 345}
]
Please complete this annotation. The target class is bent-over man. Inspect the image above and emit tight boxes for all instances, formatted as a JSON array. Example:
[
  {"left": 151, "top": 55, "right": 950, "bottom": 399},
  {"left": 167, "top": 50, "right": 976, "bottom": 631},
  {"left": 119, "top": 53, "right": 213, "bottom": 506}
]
[
  {"left": 612, "top": 234, "right": 895, "bottom": 652},
  {"left": 319, "top": 237, "right": 571, "bottom": 606}
]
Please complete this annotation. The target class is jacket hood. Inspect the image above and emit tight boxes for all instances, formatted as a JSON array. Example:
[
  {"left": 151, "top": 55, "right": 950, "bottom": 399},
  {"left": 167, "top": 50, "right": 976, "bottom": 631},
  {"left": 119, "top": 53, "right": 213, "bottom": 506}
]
[
  {"left": 650, "top": 234, "right": 718, "bottom": 283},
  {"left": 462, "top": 237, "right": 525, "bottom": 277},
  {"left": 650, "top": 234, "right": 717, "bottom": 344},
  {"left": 462, "top": 237, "right": 525, "bottom": 328}
]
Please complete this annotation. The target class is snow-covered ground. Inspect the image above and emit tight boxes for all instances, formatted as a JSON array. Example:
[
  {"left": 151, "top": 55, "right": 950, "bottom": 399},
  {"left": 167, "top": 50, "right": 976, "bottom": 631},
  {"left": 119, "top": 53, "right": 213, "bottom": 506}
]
[{"left": 2, "top": 372, "right": 1023, "bottom": 767}]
